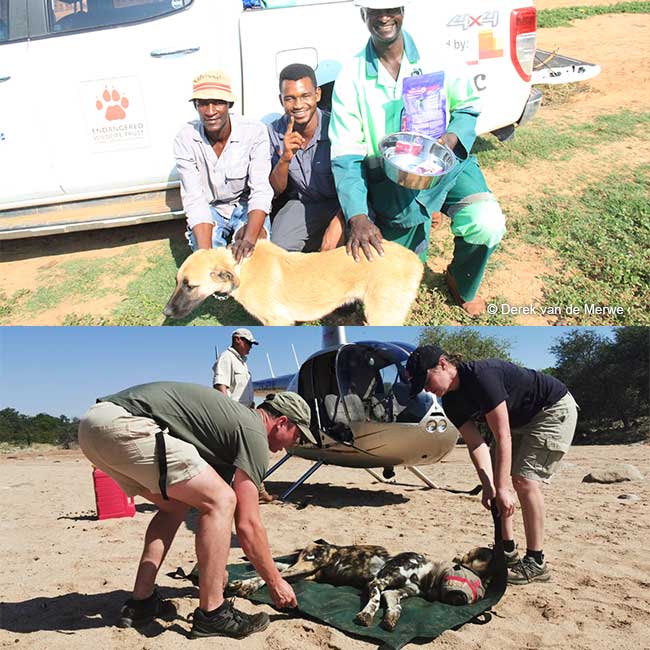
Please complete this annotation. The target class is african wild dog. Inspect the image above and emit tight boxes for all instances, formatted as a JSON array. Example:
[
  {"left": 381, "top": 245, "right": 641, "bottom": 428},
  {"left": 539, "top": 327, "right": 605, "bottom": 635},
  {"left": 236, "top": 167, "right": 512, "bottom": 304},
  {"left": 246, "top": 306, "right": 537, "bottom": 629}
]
[
  {"left": 226, "top": 539, "right": 390, "bottom": 597},
  {"left": 226, "top": 540, "right": 495, "bottom": 631},
  {"left": 355, "top": 545, "right": 495, "bottom": 630}
]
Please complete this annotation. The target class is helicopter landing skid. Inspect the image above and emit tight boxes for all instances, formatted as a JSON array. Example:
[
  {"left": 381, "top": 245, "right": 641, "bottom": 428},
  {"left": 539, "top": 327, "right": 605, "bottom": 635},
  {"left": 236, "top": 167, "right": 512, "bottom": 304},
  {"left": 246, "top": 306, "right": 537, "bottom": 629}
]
[
  {"left": 263, "top": 453, "right": 326, "bottom": 501},
  {"left": 262, "top": 455, "right": 480, "bottom": 501},
  {"left": 364, "top": 466, "right": 441, "bottom": 489}
]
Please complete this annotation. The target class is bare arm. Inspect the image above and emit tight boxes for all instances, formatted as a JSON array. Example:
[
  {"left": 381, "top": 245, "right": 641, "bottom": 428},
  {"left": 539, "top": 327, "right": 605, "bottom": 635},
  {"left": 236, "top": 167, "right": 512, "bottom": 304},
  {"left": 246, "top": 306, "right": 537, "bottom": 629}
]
[
  {"left": 319, "top": 209, "right": 345, "bottom": 252},
  {"left": 459, "top": 421, "right": 493, "bottom": 485},
  {"left": 459, "top": 421, "right": 494, "bottom": 509},
  {"left": 484, "top": 400, "right": 516, "bottom": 518},
  {"left": 269, "top": 157, "right": 291, "bottom": 196},
  {"left": 269, "top": 117, "right": 303, "bottom": 196},
  {"left": 192, "top": 222, "right": 215, "bottom": 250},
  {"left": 232, "top": 469, "right": 297, "bottom": 608}
]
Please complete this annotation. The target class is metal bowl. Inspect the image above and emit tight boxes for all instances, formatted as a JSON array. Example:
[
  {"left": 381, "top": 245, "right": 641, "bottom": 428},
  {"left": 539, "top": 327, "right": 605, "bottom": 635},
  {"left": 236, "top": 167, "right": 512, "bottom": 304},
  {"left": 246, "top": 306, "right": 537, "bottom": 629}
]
[{"left": 379, "top": 132, "right": 456, "bottom": 190}]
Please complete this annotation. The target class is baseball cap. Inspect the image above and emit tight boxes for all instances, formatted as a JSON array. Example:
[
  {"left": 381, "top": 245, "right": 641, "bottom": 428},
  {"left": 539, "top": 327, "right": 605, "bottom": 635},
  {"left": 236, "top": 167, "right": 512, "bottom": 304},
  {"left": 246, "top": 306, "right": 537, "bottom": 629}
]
[
  {"left": 354, "top": 0, "right": 409, "bottom": 9},
  {"left": 406, "top": 345, "right": 445, "bottom": 397},
  {"left": 262, "top": 392, "right": 317, "bottom": 445},
  {"left": 190, "top": 69, "right": 237, "bottom": 103},
  {"left": 232, "top": 328, "right": 258, "bottom": 345}
]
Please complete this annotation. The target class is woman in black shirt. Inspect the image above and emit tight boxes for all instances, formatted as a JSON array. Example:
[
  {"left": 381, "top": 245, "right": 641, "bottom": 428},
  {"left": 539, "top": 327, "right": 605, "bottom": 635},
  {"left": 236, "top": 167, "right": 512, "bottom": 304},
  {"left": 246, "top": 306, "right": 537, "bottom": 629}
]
[{"left": 407, "top": 345, "right": 578, "bottom": 585}]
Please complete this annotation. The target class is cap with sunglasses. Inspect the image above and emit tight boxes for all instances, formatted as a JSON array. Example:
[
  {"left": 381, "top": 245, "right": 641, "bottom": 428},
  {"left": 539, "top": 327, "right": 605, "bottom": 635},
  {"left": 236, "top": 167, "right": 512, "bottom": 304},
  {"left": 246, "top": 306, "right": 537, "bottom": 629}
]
[{"left": 262, "top": 392, "right": 317, "bottom": 445}]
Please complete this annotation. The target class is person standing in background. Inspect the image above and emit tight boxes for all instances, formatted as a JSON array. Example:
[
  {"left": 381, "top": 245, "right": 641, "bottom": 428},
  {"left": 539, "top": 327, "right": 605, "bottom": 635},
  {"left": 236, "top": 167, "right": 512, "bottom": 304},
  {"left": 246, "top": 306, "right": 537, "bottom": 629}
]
[{"left": 213, "top": 328, "right": 275, "bottom": 503}]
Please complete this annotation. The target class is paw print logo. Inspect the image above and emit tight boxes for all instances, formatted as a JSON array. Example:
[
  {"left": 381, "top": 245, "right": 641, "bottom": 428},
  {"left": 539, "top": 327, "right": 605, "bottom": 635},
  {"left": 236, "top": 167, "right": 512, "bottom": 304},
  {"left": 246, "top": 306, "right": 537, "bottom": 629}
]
[{"left": 96, "top": 87, "right": 129, "bottom": 121}]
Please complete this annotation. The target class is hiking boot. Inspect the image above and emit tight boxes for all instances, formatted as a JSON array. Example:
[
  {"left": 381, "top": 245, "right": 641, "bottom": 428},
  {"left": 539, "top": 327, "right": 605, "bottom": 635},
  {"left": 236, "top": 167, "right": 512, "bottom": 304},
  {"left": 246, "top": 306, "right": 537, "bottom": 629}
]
[
  {"left": 507, "top": 556, "right": 551, "bottom": 584},
  {"left": 504, "top": 547, "right": 521, "bottom": 568},
  {"left": 190, "top": 600, "right": 270, "bottom": 639},
  {"left": 117, "top": 588, "right": 176, "bottom": 628}
]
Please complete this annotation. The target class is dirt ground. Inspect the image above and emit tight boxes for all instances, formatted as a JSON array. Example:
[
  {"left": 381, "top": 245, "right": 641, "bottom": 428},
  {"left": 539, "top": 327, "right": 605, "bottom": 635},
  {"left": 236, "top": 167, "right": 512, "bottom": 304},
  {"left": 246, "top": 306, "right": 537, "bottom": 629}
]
[
  {"left": 1, "top": 443, "right": 648, "bottom": 650},
  {"left": 2, "top": 6, "right": 649, "bottom": 325}
]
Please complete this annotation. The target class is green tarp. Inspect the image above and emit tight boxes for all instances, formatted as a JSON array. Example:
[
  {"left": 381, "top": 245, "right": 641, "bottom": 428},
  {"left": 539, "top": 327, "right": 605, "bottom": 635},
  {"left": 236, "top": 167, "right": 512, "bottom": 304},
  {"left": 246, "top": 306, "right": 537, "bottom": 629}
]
[
  {"left": 173, "top": 508, "right": 507, "bottom": 649},
  {"left": 226, "top": 551, "right": 506, "bottom": 650}
]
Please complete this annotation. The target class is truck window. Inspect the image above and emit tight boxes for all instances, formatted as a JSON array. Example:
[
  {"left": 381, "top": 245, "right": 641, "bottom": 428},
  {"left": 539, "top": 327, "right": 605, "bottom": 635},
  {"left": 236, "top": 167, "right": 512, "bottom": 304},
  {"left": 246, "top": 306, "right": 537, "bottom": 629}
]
[
  {"left": 0, "top": 0, "right": 8, "bottom": 41},
  {"left": 49, "top": 0, "right": 193, "bottom": 34}
]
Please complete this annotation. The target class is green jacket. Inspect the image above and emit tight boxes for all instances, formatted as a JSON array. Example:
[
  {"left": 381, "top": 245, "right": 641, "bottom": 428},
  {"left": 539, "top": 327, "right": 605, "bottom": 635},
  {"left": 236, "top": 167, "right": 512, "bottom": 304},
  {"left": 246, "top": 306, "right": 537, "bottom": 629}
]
[{"left": 329, "top": 31, "right": 480, "bottom": 229}]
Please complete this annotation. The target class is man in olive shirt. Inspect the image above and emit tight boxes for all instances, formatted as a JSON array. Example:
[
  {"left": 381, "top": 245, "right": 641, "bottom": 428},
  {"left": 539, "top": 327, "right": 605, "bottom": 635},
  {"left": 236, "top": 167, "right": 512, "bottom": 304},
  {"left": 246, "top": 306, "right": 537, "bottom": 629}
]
[{"left": 78, "top": 382, "right": 315, "bottom": 639}]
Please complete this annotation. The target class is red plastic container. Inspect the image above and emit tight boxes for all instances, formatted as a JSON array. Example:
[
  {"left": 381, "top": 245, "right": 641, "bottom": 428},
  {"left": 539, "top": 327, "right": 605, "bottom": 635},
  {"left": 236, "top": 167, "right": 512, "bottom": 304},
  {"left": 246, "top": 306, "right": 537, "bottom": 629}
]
[{"left": 92, "top": 468, "right": 136, "bottom": 520}]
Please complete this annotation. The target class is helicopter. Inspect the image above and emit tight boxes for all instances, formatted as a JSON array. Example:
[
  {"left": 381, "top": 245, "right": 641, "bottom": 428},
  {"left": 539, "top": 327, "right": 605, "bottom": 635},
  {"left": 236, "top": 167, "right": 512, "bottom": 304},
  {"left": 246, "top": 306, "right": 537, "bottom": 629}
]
[{"left": 253, "top": 327, "right": 463, "bottom": 501}]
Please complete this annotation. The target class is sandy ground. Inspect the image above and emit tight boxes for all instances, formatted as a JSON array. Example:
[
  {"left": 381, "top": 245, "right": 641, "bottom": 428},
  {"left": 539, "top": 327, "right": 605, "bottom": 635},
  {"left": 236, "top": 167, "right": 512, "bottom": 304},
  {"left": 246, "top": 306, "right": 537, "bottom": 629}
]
[{"left": 1, "top": 443, "right": 648, "bottom": 650}]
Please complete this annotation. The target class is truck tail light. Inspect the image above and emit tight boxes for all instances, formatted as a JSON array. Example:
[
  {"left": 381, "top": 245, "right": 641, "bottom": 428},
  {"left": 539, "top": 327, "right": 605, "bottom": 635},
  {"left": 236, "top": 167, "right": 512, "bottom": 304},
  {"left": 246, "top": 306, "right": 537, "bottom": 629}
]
[{"left": 510, "top": 7, "right": 537, "bottom": 82}]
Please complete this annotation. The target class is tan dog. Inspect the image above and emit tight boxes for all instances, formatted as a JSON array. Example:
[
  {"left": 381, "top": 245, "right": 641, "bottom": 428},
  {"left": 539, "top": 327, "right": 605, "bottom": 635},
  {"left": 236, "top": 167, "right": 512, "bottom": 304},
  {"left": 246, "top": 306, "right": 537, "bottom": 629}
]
[{"left": 163, "top": 239, "right": 423, "bottom": 325}]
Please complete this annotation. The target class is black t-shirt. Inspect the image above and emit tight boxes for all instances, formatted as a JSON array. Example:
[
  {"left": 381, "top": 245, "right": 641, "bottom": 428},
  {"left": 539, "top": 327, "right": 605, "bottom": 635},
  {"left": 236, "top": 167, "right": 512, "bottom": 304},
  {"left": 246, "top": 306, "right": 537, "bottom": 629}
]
[{"left": 442, "top": 360, "right": 568, "bottom": 430}]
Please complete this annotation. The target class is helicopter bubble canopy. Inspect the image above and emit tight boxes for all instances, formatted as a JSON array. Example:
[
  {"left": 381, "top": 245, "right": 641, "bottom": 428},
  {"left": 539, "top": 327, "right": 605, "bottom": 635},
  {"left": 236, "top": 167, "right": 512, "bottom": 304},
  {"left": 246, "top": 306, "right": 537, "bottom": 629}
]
[
  {"left": 335, "top": 341, "right": 440, "bottom": 425},
  {"left": 296, "top": 340, "right": 450, "bottom": 448}
]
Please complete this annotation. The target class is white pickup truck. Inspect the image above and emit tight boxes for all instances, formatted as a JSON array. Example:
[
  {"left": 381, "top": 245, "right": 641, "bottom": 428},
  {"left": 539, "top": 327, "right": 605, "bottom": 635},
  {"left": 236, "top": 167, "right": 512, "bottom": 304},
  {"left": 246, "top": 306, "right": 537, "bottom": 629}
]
[{"left": 0, "top": 0, "right": 585, "bottom": 239}]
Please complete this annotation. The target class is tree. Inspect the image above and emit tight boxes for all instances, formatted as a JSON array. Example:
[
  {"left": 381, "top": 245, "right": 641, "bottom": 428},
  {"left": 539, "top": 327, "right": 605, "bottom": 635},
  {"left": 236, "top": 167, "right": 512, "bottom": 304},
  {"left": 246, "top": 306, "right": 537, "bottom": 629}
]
[
  {"left": 418, "top": 327, "right": 515, "bottom": 363},
  {"left": 550, "top": 329, "right": 609, "bottom": 426},
  {"left": 0, "top": 408, "right": 79, "bottom": 447},
  {"left": 550, "top": 327, "right": 650, "bottom": 434},
  {"left": 601, "top": 327, "right": 650, "bottom": 427}
]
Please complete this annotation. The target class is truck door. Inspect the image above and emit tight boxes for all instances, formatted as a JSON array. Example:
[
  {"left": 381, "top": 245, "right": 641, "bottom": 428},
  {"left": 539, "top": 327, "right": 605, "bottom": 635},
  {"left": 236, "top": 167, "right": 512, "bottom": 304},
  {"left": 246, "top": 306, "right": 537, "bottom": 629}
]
[
  {"left": 238, "top": 1, "right": 364, "bottom": 122},
  {"left": 22, "top": 0, "right": 237, "bottom": 201},
  {"left": 0, "top": 0, "right": 63, "bottom": 206}
]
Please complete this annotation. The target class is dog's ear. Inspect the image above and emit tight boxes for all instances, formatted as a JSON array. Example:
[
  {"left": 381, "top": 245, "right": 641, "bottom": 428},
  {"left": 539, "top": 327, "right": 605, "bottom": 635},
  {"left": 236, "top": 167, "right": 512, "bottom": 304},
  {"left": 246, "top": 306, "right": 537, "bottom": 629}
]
[{"left": 210, "top": 270, "right": 239, "bottom": 288}]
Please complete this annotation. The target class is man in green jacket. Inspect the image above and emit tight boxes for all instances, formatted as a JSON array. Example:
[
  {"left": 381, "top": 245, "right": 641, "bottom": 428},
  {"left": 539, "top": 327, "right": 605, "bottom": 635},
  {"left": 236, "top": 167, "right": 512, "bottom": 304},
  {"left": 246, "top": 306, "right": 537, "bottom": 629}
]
[{"left": 329, "top": 0, "right": 506, "bottom": 315}]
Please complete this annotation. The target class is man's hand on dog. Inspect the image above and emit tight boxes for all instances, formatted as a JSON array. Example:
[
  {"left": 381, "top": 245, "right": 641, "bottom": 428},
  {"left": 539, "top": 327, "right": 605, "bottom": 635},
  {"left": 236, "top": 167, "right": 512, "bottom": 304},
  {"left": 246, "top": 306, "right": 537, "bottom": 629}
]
[
  {"left": 268, "top": 577, "right": 298, "bottom": 609},
  {"left": 347, "top": 214, "right": 384, "bottom": 262},
  {"left": 281, "top": 116, "right": 304, "bottom": 162},
  {"left": 232, "top": 226, "right": 261, "bottom": 263},
  {"left": 231, "top": 236, "right": 256, "bottom": 263}
]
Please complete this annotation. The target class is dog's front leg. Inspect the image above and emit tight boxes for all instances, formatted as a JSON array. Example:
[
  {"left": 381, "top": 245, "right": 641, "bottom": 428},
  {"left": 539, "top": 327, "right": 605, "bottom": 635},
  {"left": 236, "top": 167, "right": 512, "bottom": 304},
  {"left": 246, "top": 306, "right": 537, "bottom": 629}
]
[
  {"left": 225, "top": 576, "right": 266, "bottom": 597},
  {"left": 355, "top": 580, "right": 383, "bottom": 627},
  {"left": 225, "top": 561, "right": 292, "bottom": 596},
  {"left": 382, "top": 586, "right": 417, "bottom": 631}
]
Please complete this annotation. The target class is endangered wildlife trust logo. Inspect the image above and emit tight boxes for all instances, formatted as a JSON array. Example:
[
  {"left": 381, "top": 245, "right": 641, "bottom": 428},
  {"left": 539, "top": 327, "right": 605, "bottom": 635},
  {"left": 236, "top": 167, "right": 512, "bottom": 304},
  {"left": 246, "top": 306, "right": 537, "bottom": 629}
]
[
  {"left": 83, "top": 76, "right": 149, "bottom": 150},
  {"left": 96, "top": 86, "right": 129, "bottom": 121}
]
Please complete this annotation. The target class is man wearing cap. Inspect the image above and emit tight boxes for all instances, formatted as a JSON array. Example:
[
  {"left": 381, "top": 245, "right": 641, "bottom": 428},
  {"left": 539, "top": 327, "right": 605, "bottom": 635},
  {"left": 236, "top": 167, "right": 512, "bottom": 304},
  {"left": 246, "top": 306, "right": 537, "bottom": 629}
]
[
  {"left": 174, "top": 69, "right": 274, "bottom": 262},
  {"left": 329, "top": 1, "right": 506, "bottom": 315},
  {"left": 78, "top": 382, "right": 316, "bottom": 638},
  {"left": 212, "top": 328, "right": 275, "bottom": 503},
  {"left": 267, "top": 63, "right": 344, "bottom": 252},
  {"left": 213, "top": 328, "right": 258, "bottom": 408},
  {"left": 406, "top": 346, "right": 578, "bottom": 585}
]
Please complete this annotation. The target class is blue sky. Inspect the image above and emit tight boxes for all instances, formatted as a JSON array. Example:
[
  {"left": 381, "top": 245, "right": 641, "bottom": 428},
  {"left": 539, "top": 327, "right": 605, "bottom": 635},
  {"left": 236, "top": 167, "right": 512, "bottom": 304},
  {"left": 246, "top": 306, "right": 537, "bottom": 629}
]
[{"left": 0, "top": 326, "right": 615, "bottom": 417}]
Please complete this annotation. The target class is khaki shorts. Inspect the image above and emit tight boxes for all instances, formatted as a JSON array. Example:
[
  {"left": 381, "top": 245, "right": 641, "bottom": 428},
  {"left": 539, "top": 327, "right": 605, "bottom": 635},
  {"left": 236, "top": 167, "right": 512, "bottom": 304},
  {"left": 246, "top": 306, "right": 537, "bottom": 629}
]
[
  {"left": 78, "top": 401, "right": 208, "bottom": 497},
  {"left": 509, "top": 393, "right": 578, "bottom": 482}
]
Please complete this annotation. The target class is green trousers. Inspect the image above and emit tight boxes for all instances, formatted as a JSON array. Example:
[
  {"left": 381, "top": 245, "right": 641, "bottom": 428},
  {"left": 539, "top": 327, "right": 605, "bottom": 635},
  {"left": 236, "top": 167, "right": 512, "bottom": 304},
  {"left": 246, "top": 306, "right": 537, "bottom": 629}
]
[{"left": 379, "top": 158, "right": 504, "bottom": 302}]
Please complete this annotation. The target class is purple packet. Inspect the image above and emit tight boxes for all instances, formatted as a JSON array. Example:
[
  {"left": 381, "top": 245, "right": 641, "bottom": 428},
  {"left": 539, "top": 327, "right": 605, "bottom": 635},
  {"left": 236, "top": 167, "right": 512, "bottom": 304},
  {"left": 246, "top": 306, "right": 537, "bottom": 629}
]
[{"left": 402, "top": 71, "right": 447, "bottom": 141}]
